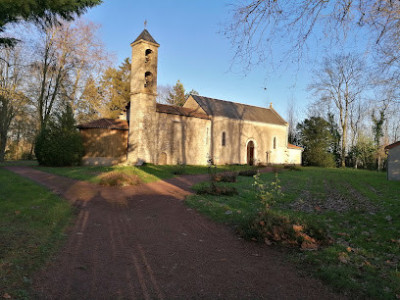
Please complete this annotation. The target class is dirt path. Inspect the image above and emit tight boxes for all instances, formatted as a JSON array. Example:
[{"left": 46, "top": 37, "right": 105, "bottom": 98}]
[{"left": 5, "top": 166, "right": 345, "bottom": 300}]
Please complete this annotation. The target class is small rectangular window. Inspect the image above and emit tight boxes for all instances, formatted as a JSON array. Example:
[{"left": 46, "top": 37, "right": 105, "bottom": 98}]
[
  {"left": 222, "top": 132, "right": 226, "bottom": 146},
  {"left": 273, "top": 137, "right": 276, "bottom": 149}
]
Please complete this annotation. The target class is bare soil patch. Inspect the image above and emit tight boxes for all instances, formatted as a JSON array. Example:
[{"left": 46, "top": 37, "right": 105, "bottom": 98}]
[{"left": 290, "top": 179, "right": 377, "bottom": 213}]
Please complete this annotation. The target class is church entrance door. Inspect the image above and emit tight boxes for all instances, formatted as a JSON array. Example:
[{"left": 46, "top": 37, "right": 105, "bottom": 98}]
[{"left": 247, "top": 141, "right": 255, "bottom": 165}]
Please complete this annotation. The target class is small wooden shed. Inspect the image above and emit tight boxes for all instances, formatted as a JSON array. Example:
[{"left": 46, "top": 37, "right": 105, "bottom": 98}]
[
  {"left": 77, "top": 118, "right": 128, "bottom": 166},
  {"left": 385, "top": 141, "right": 400, "bottom": 181}
]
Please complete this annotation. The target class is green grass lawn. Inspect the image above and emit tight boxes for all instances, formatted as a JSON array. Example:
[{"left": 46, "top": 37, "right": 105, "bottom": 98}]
[
  {"left": 35, "top": 164, "right": 255, "bottom": 184},
  {"left": 0, "top": 168, "right": 73, "bottom": 299},
  {"left": 186, "top": 167, "right": 400, "bottom": 299},
  {"left": 0, "top": 160, "right": 38, "bottom": 167}
]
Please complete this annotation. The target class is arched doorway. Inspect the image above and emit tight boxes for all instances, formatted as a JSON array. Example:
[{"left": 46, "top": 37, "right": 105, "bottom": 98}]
[
  {"left": 159, "top": 152, "right": 167, "bottom": 165},
  {"left": 247, "top": 141, "right": 255, "bottom": 165}
]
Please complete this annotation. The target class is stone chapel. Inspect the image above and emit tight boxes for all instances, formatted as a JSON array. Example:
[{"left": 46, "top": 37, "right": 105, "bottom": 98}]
[{"left": 78, "top": 29, "right": 302, "bottom": 166}]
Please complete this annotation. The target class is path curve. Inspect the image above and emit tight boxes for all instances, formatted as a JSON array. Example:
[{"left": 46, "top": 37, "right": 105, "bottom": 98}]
[{"left": 5, "top": 166, "right": 345, "bottom": 300}]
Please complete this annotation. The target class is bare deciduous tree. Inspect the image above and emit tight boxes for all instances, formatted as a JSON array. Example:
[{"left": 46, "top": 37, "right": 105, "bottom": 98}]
[
  {"left": 0, "top": 46, "right": 27, "bottom": 161},
  {"left": 226, "top": 0, "right": 400, "bottom": 69},
  {"left": 309, "top": 53, "right": 365, "bottom": 167},
  {"left": 156, "top": 84, "right": 173, "bottom": 104},
  {"left": 27, "top": 20, "right": 109, "bottom": 129},
  {"left": 286, "top": 97, "right": 298, "bottom": 144}
]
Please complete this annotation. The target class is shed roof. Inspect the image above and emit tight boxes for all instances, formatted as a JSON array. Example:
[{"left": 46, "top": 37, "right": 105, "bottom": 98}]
[
  {"left": 189, "top": 95, "right": 287, "bottom": 125},
  {"left": 385, "top": 141, "right": 400, "bottom": 150},
  {"left": 288, "top": 143, "right": 303, "bottom": 150},
  {"left": 77, "top": 118, "right": 128, "bottom": 130},
  {"left": 132, "top": 29, "right": 159, "bottom": 46},
  {"left": 156, "top": 103, "right": 210, "bottom": 120}
]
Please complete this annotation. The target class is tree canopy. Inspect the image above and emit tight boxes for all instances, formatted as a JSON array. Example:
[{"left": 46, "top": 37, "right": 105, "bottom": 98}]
[
  {"left": 100, "top": 58, "right": 131, "bottom": 118},
  {"left": 35, "top": 104, "right": 84, "bottom": 166},
  {"left": 297, "top": 116, "right": 336, "bottom": 167},
  {"left": 227, "top": 1, "right": 400, "bottom": 70},
  {"left": 0, "top": 0, "right": 102, "bottom": 47},
  {"left": 166, "top": 80, "right": 186, "bottom": 106}
]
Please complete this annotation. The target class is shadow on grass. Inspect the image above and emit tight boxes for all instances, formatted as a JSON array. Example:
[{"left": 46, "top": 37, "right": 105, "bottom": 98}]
[
  {"left": 0, "top": 160, "right": 38, "bottom": 167},
  {"left": 34, "top": 164, "right": 257, "bottom": 184}
]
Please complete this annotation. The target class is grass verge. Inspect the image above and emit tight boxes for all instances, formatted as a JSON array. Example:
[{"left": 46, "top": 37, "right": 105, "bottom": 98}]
[
  {"left": 35, "top": 164, "right": 256, "bottom": 184},
  {"left": 0, "top": 168, "right": 73, "bottom": 299},
  {"left": 0, "top": 160, "right": 38, "bottom": 167},
  {"left": 186, "top": 167, "right": 400, "bottom": 299}
]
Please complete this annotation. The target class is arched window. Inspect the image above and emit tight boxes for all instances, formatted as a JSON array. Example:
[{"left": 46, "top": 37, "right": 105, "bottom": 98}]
[
  {"left": 273, "top": 137, "right": 277, "bottom": 149},
  {"left": 145, "top": 49, "right": 152, "bottom": 63},
  {"left": 222, "top": 132, "right": 226, "bottom": 146},
  {"left": 144, "top": 71, "right": 153, "bottom": 88}
]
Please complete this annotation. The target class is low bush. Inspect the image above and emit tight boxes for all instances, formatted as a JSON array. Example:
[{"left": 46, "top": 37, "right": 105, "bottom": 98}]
[
  {"left": 283, "top": 164, "right": 302, "bottom": 171},
  {"left": 239, "top": 210, "right": 330, "bottom": 250},
  {"left": 35, "top": 105, "right": 84, "bottom": 167},
  {"left": 238, "top": 169, "right": 258, "bottom": 176},
  {"left": 195, "top": 182, "right": 238, "bottom": 196},
  {"left": 212, "top": 172, "right": 237, "bottom": 182},
  {"left": 98, "top": 171, "right": 142, "bottom": 187}
]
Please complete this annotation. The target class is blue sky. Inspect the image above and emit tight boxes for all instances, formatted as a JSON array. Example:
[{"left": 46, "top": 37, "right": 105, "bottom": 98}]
[{"left": 82, "top": 0, "right": 346, "bottom": 120}]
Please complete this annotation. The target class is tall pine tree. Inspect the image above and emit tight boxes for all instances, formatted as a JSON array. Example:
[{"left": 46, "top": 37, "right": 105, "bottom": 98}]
[{"left": 166, "top": 80, "right": 186, "bottom": 106}]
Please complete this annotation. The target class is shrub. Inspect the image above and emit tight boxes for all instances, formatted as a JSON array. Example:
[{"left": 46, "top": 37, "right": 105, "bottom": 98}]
[
  {"left": 98, "top": 171, "right": 142, "bottom": 186},
  {"left": 283, "top": 164, "right": 302, "bottom": 171},
  {"left": 212, "top": 172, "right": 237, "bottom": 182},
  {"left": 238, "top": 169, "right": 258, "bottom": 176},
  {"left": 195, "top": 183, "right": 238, "bottom": 196},
  {"left": 35, "top": 105, "right": 84, "bottom": 166},
  {"left": 239, "top": 172, "right": 331, "bottom": 250},
  {"left": 239, "top": 210, "right": 330, "bottom": 250},
  {"left": 253, "top": 172, "right": 283, "bottom": 211},
  {"left": 21, "top": 151, "right": 34, "bottom": 160}
]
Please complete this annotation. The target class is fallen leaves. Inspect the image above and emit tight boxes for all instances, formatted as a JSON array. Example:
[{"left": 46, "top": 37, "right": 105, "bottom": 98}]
[
  {"left": 338, "top": 252, "right": 350, "bottom": 264},
  {"left": 337, "top": 232, "right": 350, "bottom": 237}
]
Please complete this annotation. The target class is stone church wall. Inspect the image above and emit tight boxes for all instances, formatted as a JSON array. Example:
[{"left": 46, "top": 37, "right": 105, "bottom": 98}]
[
  {"left": 211, "top": 116, "right": 289, "bottom": 165},
  {"left": 80, "top": 128, "right": 128, "bottom": 166},
  {"left": 154, "top": 112, "right": 211, "bottom": 165}
]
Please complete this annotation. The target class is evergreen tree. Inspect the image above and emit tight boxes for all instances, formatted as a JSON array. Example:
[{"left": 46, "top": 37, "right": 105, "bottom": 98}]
[
  {"left": 372, "top": 109, "right": 386, "bottom": 147},
  {"left": 77, "top": 76, "right": 103, "bottom": 123},
  {"left": 185, "top": 89, "right": 199, "bottom": 98},
  {"left": 35, "top": 104, "right": 84, "bottom": 166},
  {"left": 371, "top": 108, "right": 386, "bottom": 170},
  {"left": 348, "top": 135, "right": 375, "bottom": 169},
  {"left": 0, "top": 0, "right": 102, "bottom": 47},
  {"left": 297, "top": 116, "right": 336, "bottom": 167},
  {"left": 166, "top": 80, "right": 186, "bottom": 106},
  {"left": 101, "top": 58, "right": 130, "bottom": 118},
  {"left": 327, "top": 113, "right": 342, "bottom": 166}
]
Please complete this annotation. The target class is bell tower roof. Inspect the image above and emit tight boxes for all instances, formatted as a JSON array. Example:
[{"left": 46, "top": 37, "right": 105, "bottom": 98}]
[{"left": 132, "top": 29, "right": 159, "bottom": 46}]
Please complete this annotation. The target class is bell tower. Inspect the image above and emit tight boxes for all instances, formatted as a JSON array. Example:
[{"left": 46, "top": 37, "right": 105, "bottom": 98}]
[{"left": 127, "top": 29, "right": 160, "bottom": 164}]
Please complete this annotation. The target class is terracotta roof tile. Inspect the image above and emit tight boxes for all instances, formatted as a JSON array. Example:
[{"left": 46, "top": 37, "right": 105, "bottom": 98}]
[
  {"left": 156, "top": 103, "right": 210, "bottom": 120},
  {"left": 288, "top": 143, "right": 303, "bottom": 150},
  {"left": 385, "top": 141, "right": 400, "bottom": 150},
  {"left": 77, "top": 118, "right": 128, "bottom": 130}
]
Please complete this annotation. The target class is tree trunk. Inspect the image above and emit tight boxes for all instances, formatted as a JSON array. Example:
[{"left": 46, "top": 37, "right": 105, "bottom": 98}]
[
  {"left": 0, "top": 132, "right": 6, "bottom": 162},
  {"left": 341, "top": 123, "right": 347, "bottom": 167},
  {"left": 377, "top": 155, "right": 382, "bottom": 171}
]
